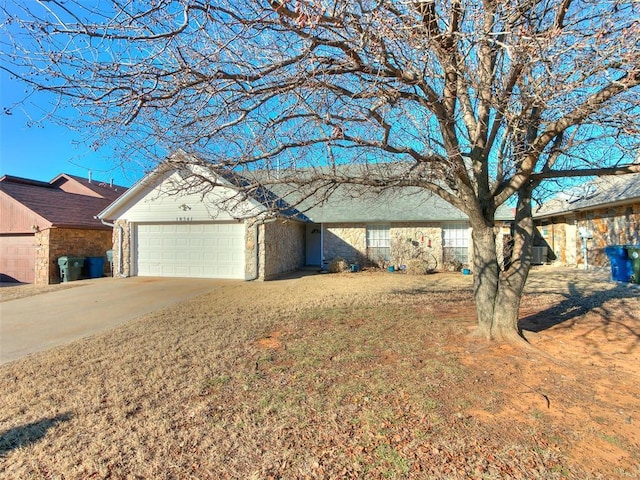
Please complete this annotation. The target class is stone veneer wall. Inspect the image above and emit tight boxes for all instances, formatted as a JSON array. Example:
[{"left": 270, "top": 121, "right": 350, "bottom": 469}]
[
  {"left": 537, "top": 221, "right": 568, "bottom": 264},
  {"left": 34, "top": 229, "right": 50, "bottom": 285},
  {"left": 323, "top": 222, "right": 482, "bottom": 270},
  {"left": 322, "top": 223, "right": 367, "bottom": 265},
  {"left": 389, "top": 223, "right": 443, "bottom": 267},
  {"left": 537, "top": 202, "right": 640, "bottom": 268},
  {"left": 245, "top": 222, "right": 258, "bottom": 280},
  {"left": 259, "top": 219, "right": 305, "bottom": 279},
  {"left": 35, "top": 227, "right": 112, "bottom": 284},
  {"left": 111, "top": 220, "right": 132, "bottom": 277},
  {"left": 578, "top": 204, "right": 640, "bottom": 267}
]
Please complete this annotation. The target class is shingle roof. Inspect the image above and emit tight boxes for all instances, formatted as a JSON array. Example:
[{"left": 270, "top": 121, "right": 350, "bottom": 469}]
[
  {"left": 99, "top": 150, "right": 514, "bottom": 223},
  {"left": 289, "top": 185, "right": 505, "bottom": 223},
  {"left": 534, "top": 172, "right": 640, "bottom": 218},
  {"left": 0, "top": 174, "right": 127, "bottom": 229},
  {"left": 252, "top": 174, "right": 514, "bottom": 223},
  {"left": 51, "top": 174, "right": 127, "bottom": 202}
]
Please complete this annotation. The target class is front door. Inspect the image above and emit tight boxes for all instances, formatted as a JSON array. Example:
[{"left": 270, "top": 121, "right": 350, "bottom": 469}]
[{"left": 305, "top": 223, "right": 322, "bottom": 266}]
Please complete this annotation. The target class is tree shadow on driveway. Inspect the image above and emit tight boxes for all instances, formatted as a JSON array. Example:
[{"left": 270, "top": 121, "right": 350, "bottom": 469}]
[{"left": 0, "top": 413, "right": 72, "bottom": 457}]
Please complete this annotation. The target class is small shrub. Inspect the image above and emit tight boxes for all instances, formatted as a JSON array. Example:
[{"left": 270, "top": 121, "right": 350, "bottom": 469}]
[
  {"left": 405, "top": 258, "right": 429, "bottom": 275},
  {"left": 443, "top": 259, "right": 464, "bottom": 272},
  {"left": 327, "top": 257, "right": 349, "bottom": 273}
]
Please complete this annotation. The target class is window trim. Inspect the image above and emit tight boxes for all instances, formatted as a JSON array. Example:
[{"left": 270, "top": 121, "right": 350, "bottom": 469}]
[{"left": 366, "top": 224, "right": 390, "bottom": 263}]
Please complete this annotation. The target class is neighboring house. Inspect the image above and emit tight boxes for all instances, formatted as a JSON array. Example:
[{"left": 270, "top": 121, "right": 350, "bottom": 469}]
[
  {"left": 98, "top": 153, "right": 513, "bottom": 280},
  {"left": 533, "top": 172, "right": 640, "bottom": 268},
  {"left": 0, "top": 174, "right": 127, "bottom": 284}
]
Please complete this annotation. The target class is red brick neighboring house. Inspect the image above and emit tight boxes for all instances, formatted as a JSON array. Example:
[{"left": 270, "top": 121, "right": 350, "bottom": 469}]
[
  {"left": 0, "top": 174, "right": 127, "bottom": 284},
  {"left": 534, "top": 172, "right": 640, "bottom": 268}
]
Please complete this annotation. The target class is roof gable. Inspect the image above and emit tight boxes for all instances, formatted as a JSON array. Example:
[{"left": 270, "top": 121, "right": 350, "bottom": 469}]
[
  {"left": 50, "top": 173, "right": 127, "bottom": 201},
  {"left": 0, "top": 188, "right": 51, "bottom": 233},
  {"left": 534, "top": 172, "right": 640, "bottom": 218},
  {"left": 98, "top": 153, "right": 267, "bottom": 221},
  {"left": 0, "top": 174, "right": 127, "bottom": 231}
]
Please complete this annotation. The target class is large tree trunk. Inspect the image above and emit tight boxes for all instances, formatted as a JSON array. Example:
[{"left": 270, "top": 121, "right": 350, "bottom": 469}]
[{"left": 471, "top": 185, "right": 535, "bottom": 342}]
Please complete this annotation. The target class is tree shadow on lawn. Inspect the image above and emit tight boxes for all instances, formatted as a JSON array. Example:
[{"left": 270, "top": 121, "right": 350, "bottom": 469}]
[
  {"left": 393, "top": 276, "right": 639, "bottom": 345},
  {"left": 0, "top": 413, "right": 72, "bottom": 457},
  {"left": 519, "top": 281, "right": 640, "bottom": 341}
]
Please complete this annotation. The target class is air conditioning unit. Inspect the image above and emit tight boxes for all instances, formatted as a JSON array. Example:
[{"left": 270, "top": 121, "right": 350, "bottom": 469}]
[{"left": 531, "top": 246, "right": 548, "bottom": 265}]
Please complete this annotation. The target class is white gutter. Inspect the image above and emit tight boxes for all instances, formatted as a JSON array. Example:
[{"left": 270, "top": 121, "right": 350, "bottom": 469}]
[
  {"left": 253, "top": 221, "right": 260, "bottom": 281},
  {"left": 320, "top": 223, "right": 325, "bottom": 270}
]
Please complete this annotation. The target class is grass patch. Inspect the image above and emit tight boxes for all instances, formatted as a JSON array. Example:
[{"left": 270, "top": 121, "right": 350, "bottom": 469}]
[{"left": 1, "top": 271, "right": 638, "bottom": 478}]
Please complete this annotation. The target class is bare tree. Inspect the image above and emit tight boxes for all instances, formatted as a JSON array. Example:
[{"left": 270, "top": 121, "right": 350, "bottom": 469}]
[{"left": 2, "top": 0, "right": 639, "bottom": 342}]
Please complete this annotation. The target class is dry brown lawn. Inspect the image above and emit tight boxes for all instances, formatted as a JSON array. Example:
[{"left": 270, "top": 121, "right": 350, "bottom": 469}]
[{"left": 0, "top": 267, "right": 638, "bottom": 479}]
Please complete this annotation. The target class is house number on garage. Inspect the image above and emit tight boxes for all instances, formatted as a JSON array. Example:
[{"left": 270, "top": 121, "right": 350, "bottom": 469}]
[{"left": 176, "top": 217, "right": 193, "bottom": 222}]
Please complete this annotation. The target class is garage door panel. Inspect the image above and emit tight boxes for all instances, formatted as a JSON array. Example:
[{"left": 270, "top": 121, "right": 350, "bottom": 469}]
[
  {"left": 0, "top": 235, "right": 36, "bottom": 283},
  {"left": 135, "top": 223, "right": 245, "bottom": 279}
]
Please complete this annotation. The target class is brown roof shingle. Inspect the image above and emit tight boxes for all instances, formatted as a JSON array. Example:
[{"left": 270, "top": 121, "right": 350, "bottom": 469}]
[{"left": 0, "top": 174, "right": 127, "bottom": 229}]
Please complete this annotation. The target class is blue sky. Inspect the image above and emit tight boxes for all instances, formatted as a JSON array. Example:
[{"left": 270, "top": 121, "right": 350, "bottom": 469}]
[{"left": 0, "top": 70, "right": 140, "bottom": 188}]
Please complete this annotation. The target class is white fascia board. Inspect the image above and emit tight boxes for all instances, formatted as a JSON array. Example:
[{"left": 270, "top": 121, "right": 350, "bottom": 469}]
[{"left": 98, "top": 157, "right": 267, "bottom": 221}]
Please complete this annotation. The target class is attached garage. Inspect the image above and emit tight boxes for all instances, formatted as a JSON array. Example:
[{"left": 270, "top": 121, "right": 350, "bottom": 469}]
[
  {"left": 134, "top": 222, "right": 245, "bottom": 279},
  {"left": 98, "top": 153, "right": 307, "bottom": 281},
  {"left": 0, "top": 234, "right": 36, "bottom": 283}
]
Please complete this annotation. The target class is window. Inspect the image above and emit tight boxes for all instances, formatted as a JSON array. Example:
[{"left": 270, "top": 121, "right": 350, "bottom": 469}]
[
  {"left": 366, "top": 225, "right": 390, "bottom": 263},
  {"left": 443, "top": 223, "right": 470, "bottom": 264}
]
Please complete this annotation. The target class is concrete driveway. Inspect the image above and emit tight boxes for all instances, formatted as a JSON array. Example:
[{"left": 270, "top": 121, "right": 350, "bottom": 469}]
[{"left": 0, "top": 277, "right": 228, "bottom": 365}]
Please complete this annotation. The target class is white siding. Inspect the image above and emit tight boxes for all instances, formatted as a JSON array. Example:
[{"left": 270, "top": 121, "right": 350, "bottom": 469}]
[{"left": 118, "top": 171, "right": 261, "bottom": 222}]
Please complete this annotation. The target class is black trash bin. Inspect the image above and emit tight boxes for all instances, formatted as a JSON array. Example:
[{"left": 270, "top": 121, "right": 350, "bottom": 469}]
[
  {"left": 624, "top": 246, "right": 640, "bottom": 284},
  {"left": 604, "top": 246, "right": 632, "bottom": 282},
  {"left": 58, "top": 256, "right": 85, "bottom": 282},
  {"left": 85, "top": 256, "right": 106, "bottom": 279}
]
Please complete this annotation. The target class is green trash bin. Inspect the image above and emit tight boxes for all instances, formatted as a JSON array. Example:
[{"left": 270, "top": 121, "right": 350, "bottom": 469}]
[
  {"left": 624, "top": 246, "right": 640, "bottom": 284},
  {"left": 58, "top": 256, "right": 85, "bottom": 282}
]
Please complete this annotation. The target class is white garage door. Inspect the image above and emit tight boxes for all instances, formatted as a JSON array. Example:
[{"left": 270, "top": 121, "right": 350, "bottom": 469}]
[{"left": 135, "top": 223, "right": 245, "bottom": 279}]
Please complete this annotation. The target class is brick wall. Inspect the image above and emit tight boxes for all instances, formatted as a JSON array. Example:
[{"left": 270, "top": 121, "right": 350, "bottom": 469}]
[{"left": 36, "top": 227, "right": 113, "bottom": 284}]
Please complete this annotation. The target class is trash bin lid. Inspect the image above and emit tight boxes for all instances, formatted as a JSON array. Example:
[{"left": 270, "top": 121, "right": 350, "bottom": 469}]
[
  {"left": 605, "top": 245, "right": 629, "bottom": 257},
  {"left": 625, "top": 246, "right": 640, "bottom": 259}
]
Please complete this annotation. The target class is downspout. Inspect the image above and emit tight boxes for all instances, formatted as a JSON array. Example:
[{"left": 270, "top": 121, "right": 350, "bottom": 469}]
[
  {"left": 253, "top": 221, "right": 260, "bottom": 280},
  {"left": 320, "top": 223, "right": 325, "bottom": 270},
  {"left": 98, "top": 218, "right": 123, "bottom": 277}
]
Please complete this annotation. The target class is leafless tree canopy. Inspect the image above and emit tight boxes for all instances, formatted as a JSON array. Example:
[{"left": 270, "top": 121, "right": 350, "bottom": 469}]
[
  {"left": 2, "top": 0, "right": 639, "bottom": 340},
  {"left": 2, "top": 1, "right": 639, "bottom": 204}
]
